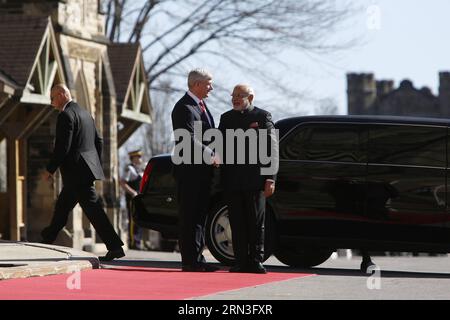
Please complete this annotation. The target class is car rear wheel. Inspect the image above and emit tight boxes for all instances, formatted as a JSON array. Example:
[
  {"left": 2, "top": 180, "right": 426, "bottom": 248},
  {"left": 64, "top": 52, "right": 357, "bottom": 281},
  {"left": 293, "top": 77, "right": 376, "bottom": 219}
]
[
  {"left": 206, "top": 204, "right": 234, "bottom": 266},
  {"left": 205, "top": 202, "right": 276, "bottom": 266},
  {"left": 274, "top": 246, "right": 333, "bottom": 268}
]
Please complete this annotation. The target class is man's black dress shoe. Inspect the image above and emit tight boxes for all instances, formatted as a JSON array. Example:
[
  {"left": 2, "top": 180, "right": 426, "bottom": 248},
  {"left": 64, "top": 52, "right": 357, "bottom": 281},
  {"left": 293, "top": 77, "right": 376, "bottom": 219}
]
[
  {"left": 182, "top": 263, "right": 219, "bottom": 272},
  {"left": 99, "top": 248, "right": 125, "bottom": 262},
  {"left": 246, "top": 262, "right": 267, "bottom": 274},
  {"left": 201, "top": 263, "right": 219, "bottom": 272},
  {"left": 181, "top": 264, "right": 204, "bottom": 272},
  {"left": 229, "top": 265, "right": 247, "bottom": 273}
]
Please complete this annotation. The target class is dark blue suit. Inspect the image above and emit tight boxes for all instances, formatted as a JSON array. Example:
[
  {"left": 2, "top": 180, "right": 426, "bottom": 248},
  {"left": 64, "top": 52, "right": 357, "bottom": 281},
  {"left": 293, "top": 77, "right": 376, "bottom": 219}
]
[{"left": 171, "top": 93, "right": 215, "bottom": 267}]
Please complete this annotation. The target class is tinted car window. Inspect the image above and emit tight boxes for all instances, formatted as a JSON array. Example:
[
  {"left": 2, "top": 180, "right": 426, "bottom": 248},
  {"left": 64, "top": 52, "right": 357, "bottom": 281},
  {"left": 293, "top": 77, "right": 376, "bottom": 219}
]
[
  {"left": 368, "top": 125, "right": 446, "bottom": 167},
  {"left": 146, "top": 161, "right": 176, "bottom": 191},
  {"left": 280, "top": 123, "right": 367, "bottom": 163}
]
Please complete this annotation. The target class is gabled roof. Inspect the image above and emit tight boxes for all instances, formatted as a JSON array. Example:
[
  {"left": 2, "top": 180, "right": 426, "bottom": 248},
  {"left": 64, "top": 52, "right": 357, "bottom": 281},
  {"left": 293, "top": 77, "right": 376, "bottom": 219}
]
[
  {"left": 0, "top": 14, "right": 49, "bottom": 87},
  {"left": 108, "top": 42, "right": 152, "bottom": 125},
  {"left": 108, "top": 43, "right": 140, "bottom": 103}
]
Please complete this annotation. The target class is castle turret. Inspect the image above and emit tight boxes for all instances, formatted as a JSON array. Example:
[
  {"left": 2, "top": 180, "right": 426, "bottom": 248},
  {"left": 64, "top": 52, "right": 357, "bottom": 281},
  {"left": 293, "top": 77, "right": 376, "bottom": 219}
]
[
  {"left": 439, "top": 72, "right": 450, "bottom": 118},
  {"left": 376, "top": 80, "right": 394, "bottom": 97},
  {"left": 347, "top": 73, "right": 377, "bottom": 115}
]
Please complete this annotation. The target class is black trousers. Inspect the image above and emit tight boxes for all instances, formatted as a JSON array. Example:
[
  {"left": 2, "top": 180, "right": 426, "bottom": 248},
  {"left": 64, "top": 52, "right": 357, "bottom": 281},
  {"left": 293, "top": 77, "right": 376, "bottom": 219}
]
[
  {"left": 227, "top": 190, "right": 265, "bottom": 266},
  {"left": 176, "top": 174, "right": 211, "bottom": 266},
  {"left": 41, "top": 182, "right": 124, "bottom": 251}
]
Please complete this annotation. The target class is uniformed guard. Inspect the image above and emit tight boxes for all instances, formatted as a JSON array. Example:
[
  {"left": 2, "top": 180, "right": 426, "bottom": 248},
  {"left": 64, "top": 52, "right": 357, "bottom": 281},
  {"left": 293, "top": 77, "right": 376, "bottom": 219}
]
[{"left": 120, "top": 149, "right": 145, "bottom": 250}]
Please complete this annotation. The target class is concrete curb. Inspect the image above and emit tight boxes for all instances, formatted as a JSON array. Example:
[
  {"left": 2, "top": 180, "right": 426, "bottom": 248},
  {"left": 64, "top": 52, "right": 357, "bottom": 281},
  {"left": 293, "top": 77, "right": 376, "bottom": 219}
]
[
  {"left": 0, "top": 241, "right": 100, "bottom": 281},
  {"left": 0, "top": 260, "right": 95, "bottom": 280}
]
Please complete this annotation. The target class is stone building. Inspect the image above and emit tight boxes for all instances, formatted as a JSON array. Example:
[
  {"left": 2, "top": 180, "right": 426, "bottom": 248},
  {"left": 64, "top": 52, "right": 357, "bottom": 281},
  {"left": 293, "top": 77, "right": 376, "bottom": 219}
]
[
  {"left": 0, "top": 0, "right": 152, "bottom": 251},
  {"left": 347, "top": 72, "right": 450, "bottom": 118}
]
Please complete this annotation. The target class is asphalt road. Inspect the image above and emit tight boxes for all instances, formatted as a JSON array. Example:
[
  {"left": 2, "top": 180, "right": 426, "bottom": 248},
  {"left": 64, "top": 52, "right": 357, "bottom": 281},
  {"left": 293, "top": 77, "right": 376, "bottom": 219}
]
[{"left": 104, "top": 249, "right": 450, "bottom": 300}]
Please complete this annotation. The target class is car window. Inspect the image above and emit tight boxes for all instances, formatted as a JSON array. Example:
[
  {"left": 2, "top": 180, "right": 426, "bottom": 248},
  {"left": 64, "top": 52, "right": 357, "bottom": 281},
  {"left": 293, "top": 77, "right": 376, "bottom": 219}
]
[
  {"left": 146, "top": 161, "right": 176, "bottom": 191},
  {"left": 368, "top": 125, "right": 446, "bottom": 167},
  {"left": 280, "top": 123, "right": 367, "bottom": 163}
]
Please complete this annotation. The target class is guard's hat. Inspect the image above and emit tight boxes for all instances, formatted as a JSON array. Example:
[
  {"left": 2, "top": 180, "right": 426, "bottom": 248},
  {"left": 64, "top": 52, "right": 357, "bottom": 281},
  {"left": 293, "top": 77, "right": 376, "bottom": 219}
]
[{"left": 128, "top": 149, "right": 143, "bottom": 158}]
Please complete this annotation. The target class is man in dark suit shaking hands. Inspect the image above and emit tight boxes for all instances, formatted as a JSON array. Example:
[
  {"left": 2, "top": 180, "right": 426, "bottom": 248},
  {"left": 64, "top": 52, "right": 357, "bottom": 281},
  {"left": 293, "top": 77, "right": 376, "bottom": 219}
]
[
  {"left": 171, "top": 69, "right": 220, "bottom": 272},
  {"left": 219, "top": 84, "right": 278, "bottom": 274},
  {"left": 41, "top": 84, "right": 124, "bottom": 261}
]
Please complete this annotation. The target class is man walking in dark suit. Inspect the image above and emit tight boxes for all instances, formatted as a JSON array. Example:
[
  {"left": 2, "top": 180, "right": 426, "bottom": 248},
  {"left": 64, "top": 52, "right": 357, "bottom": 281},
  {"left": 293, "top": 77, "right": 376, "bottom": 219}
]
[
  {"left": 171, "top": 69, "right": 219, "bottom": 272},
  {"left": 41, "top": 84, "right": 125, "bottom": 262},
  {"left": 219, "top": 84, "right": 278, "bottom": 274}
]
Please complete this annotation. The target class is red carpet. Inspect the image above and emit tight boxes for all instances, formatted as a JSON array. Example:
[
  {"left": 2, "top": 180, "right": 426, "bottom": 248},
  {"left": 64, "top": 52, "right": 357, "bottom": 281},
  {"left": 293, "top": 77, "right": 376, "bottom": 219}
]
[{"left": 0, "top": 266, "right": 313, "bottom": 300}]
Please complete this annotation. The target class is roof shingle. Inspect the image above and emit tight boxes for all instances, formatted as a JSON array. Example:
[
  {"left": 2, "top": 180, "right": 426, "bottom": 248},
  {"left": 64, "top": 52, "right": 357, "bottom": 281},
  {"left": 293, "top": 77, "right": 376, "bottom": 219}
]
[
  {"left": 108, "top": 43, "right": 140, "bottom": 103},
  {"left": 0, "top": 14, "right": 49, "bottom": 87}
]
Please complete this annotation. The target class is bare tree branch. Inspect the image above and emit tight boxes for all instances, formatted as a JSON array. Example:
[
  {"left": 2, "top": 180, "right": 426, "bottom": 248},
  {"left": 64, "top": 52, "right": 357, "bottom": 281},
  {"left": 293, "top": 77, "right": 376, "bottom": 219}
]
[
  {"left": 142, "top": 0, "right": 212, "bottom": 52},
  {"left": 106, "top": 0, "right": 362, "bottom": 154},
  {"left": 108, "top": 0, "right": 127, "bottom": 41},
  {"left": 127, "top": 0, "right": 160, "bottom": 43}
]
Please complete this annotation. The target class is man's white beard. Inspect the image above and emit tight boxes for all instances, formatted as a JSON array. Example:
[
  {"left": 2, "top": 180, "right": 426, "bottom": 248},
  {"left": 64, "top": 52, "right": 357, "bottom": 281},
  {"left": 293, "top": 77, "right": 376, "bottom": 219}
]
[{"left": 233, "top": 99, "right": 250, "bottom": 111}]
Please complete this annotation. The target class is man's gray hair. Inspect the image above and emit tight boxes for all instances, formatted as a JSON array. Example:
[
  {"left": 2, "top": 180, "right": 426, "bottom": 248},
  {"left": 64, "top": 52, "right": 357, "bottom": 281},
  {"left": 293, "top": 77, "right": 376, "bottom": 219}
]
[{"left": 187, "top": 68, "right": 212, "bottom": 89}]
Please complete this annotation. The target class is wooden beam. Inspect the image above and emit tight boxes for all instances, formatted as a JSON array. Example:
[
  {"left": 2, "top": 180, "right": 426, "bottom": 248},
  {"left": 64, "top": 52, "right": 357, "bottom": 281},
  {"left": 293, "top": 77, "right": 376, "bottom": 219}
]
[
  {"left": 20, "top": 92, "right": 51, "bottom": 105},
  {"left": 118, "top": 120, "right": 141, "bottom": 147},
  {"left": 7, "top": 138, "right": 25, "bottom": 240},
  {"left": 0, "top": 93, "right": 12, "bottom": 110},
  {"left": 0, "top": 101, "right": 20, "bottom": 127},
  {"left": 120, "top": 108, "right": 151, "bottom": 124},
  {"left": 1, "top": 104, "right": 54, "bottom": 140},
  {"left": 135, "top": 82, "right": 145, "bottom": 112},
  {"left": 19, "top": 106, "right": 53, "bottom": 140}
]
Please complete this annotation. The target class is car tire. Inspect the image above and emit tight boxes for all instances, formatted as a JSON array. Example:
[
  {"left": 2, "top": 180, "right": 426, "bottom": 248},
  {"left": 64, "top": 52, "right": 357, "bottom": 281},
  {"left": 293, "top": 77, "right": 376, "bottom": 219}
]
[
  {"left": 205, "top": 202, "right": 276, "bottom": 266},
  {"left": 274, "top": 246, "right": 333, "bottom": 268},
  {"left": 206, "top": 203, "right": 235, "bottom": 266}
]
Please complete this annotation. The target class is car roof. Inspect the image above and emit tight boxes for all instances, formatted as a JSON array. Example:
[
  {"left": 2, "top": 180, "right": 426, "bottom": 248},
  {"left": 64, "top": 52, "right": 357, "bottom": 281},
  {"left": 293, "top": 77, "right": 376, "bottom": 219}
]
[{"left": 275, "top": 115, "right": 450, "bottom": 139}]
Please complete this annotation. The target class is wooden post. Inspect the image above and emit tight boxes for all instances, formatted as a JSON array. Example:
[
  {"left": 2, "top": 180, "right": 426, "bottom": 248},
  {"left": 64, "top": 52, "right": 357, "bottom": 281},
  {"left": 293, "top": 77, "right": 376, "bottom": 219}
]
[{"left": 7, "top": 138, "right": 25, "bottom": 240}]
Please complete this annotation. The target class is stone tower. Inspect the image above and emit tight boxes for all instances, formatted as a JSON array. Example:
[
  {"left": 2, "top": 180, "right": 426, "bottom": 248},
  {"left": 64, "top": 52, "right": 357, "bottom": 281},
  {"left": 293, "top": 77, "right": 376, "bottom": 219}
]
[
  {"left": 439, "top": 72, "right": 450, "bottom": 118},
  {"left": 346, "top": 73, "right": 377, "bottom": 115}
]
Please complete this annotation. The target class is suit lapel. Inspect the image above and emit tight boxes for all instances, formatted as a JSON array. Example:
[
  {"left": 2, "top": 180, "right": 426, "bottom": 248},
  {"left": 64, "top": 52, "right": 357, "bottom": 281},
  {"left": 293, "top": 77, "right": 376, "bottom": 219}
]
[
  {"left": 183, "top": 93, "right": 202, "bottom": 119},
  {"left": 183, "top": 93, "right": 215, "bottom": 128},
  {"left": 203, "top": 103, "right": 215, "bottom": 128}
]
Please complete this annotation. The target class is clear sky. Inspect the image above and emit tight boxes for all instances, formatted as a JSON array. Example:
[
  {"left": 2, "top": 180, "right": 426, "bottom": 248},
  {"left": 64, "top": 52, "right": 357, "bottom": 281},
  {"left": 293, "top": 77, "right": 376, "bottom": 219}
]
[
  {"left": 195, "top": 0, "right": 450, "bottom": 121},
  {"left": 293, "top": 0, "right": 450, "bottom": 117},
  {"left": 124, "top": 0, "right": 450, "bottom": 157}
]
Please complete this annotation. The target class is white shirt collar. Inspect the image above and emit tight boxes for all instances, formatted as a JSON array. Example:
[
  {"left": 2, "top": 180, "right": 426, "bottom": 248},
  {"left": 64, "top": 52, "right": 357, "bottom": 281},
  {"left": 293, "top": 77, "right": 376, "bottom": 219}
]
[
  {"left": 187, "top": 90, "right": 202, "bottom": 105},
  {"left": 62, "top": 99, "right": 72, "bottom": 111}
]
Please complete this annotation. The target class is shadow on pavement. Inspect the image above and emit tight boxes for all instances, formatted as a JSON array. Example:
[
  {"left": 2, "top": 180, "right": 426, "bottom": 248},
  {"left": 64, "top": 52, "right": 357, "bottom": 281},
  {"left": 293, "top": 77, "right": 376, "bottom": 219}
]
[
  {"left": 100, "top": 260, "right": 450, "bottom": 279},
  {"left": 266, "top": 265, "right": 450, "bottom": 279},
  {"left": 100, "top": 260, "right": 233, "bottom": 273}
]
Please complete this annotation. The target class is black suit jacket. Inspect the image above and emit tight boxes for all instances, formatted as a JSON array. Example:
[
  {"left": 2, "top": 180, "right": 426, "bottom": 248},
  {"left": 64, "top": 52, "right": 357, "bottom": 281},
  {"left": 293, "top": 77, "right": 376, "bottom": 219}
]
[
  {"left": 47, "top": 101, "right": 105, "bottom": 186},
  {"left": 171, "top": 93, "right": 215, "bottom": 180},
  {"left": 219, "top": 106, "right": 277, "bottom": 191}
]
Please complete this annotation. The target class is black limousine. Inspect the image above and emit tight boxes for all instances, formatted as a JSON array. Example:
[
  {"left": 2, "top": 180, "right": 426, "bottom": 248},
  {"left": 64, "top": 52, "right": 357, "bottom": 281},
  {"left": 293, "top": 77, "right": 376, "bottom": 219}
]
[{"left": 132, "top": 115, "right": 450, "bottom": 268}]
